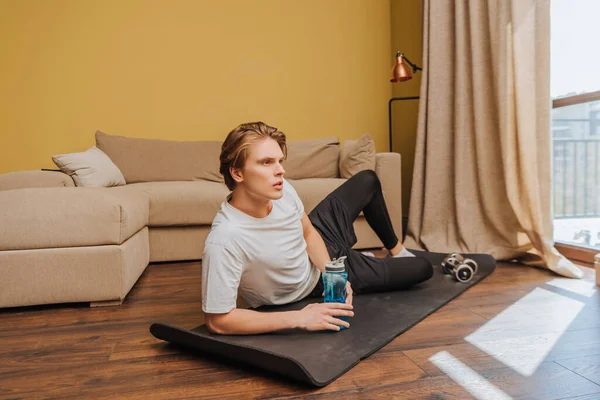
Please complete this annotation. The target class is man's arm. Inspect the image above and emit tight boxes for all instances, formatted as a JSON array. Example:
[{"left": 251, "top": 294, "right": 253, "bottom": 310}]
[
  {"left": 203, "top": 212, "right": 354, "bottom": 336},
  {"left": 205, "top": 303, "right": 353, "bottom": 335},
  {"left": 301, "top": 213, "right": 331, "bottom": 273},
  {"left": 301, "top": 212, "right": 353, "bottom": 305}
]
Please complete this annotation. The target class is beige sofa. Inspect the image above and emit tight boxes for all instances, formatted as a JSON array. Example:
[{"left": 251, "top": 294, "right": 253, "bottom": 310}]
[{"left": 0, "top": 133, "right": 402, "bottom": 308}]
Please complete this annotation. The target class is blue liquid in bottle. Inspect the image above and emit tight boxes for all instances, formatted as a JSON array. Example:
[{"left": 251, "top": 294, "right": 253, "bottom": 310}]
[{"left": 322, "top": 256, "right": 349, "bottom": 330}]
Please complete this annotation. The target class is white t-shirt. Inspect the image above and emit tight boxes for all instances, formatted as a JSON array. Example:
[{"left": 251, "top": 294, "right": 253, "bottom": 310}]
[{"left": 201, "top": 178, "right": 321, "bottom": 313}]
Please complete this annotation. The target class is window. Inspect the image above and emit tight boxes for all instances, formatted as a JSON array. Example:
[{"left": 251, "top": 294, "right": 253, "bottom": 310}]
[{"left": 551, "top": 0, "right": 600, "bottom": 257}]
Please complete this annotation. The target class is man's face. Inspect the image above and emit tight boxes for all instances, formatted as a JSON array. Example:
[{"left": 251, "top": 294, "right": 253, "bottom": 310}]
[{"left": 233, "top": 137, "right": 286, "bottom": 200}]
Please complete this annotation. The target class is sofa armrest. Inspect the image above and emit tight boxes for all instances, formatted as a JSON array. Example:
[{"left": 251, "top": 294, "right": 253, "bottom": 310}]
[
  {"left": 0, "top": 170, "right": 75, "bottom": 191},
  {"left": 375, "top": 153, "right": 402, "bottom": 239}
]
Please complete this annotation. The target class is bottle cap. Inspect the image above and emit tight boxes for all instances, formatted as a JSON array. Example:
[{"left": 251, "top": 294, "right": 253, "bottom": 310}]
[{"left": 325, "top": 256, "right": 347, "bottom": 272}]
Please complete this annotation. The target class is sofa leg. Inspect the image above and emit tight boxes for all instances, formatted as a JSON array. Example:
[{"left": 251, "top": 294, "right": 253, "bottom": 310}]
[{"left": 90, "top": 299, "right": 123, "bottom": 307}]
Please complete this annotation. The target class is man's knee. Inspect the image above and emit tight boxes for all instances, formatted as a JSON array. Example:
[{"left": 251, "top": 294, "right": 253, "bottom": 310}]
[
  {"left": 386, "top": 256, "right": 433, "bottom": 287},
  {"left": 352, "top": 169, "right": 381, "bottom": 191},
  {"left": 415, "top": 257, "right": 434, "bottom": 281}
]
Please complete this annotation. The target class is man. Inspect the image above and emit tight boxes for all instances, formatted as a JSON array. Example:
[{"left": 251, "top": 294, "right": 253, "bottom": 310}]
[{"left": 202, "top": 122, "right": 433, "bottom": 335}]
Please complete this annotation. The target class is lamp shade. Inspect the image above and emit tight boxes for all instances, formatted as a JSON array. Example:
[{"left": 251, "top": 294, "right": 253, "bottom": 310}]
[{"left": 390, "top": 51, "right": 412, "bottom": 83}]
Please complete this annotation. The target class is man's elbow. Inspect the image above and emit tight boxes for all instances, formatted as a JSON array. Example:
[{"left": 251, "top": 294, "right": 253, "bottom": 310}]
[
  {"left": 205, "top": 313, "right": 231, "bottom": 335},
  {"left": 303, "top": 225, "right": 317, "bottom": 242}
]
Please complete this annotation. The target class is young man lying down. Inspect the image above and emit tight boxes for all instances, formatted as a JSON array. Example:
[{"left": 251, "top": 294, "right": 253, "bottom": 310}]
[{"left": 202, "top": 122, "right": 433, "bottom": 335}]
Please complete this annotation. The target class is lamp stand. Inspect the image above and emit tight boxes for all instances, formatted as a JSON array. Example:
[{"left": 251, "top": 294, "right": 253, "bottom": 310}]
[{"left": 388, "top": 96, "right": 420, "bottom": 152}]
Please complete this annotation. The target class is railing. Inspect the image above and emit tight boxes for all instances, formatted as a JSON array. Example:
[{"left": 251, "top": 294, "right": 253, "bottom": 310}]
[
  {"left": 552, "top": 135, "right": 600, "bottom": 218},
  {"left": 552, "top": 91, "right": 600, "bottom": 220}
]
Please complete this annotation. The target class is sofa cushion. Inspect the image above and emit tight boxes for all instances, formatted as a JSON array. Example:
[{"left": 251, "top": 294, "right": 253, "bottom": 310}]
[
  {"left": 123, "top": 181, "right": 230, "bottom": 226},
  {"left": 0, "top": 170, "right": 74, "bottom": 191},
  {"left": 52, "top": 146, "right": 126, "bottom": 187},
  {"left": 0, "top": 187, "right": 148, "bottom": 251},
  {"left": 284, "top": 137, "right": 340, "bottom": 180},
  {"left": 287, "top": 178, "right": 347, "bottom": 214},
  {"left": 95, "top": 131, "right": 223, "bottom": 184},
  {"left": 339, "top": 133, "right": 376, "bottom": 179}
]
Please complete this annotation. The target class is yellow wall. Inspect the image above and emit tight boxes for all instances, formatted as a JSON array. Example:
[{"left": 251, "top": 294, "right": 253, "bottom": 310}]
[
  {"left": 0, "top": 0, "right": 392, "bottom": 174},
  {"left": 390, "top": 0, "right": 422, "bottom": 216}
]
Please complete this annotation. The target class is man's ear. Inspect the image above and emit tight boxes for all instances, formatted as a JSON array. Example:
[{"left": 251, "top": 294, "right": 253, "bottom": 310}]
[{"left": 230, "top": 167, "right": 243, "bottom": 183}]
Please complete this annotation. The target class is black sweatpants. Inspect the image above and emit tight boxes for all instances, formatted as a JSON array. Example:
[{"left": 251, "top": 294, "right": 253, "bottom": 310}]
[{"left": 307, "top": 170, "right": 433, "bottom": 296}]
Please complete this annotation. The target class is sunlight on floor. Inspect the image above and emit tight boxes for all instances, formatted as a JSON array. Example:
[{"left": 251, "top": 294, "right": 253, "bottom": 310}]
[
  {"left": 427, "top": 277, "right": 593, "bottom": 398},
  {"left": 545, "top": 277, "right": 598, "bottom": 298},
  {"left": 429, "top": 351, "right": 513, "bottom": 400},
  {"left": 464, "top": 287, "right": 585, "bottom": 376}
]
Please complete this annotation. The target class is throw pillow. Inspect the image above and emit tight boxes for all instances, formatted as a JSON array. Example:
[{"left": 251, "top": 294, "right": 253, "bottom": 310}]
[
  {"left": 52, "top": 146, "right": 126, "bottom": 187},
  {"left": 339, "top": 133, "right": 376, "bottom": 179},
  {"left": 284, "top": 137, "right": 340, "bottom": 179},
  {"left": 95, "top": 131, "right": 223, "bottom": 184}
]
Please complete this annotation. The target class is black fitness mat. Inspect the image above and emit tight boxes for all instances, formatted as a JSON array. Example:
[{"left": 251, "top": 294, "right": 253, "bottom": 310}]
[{"left": 150, "top": 250, "right": 496, "bottom": 387}]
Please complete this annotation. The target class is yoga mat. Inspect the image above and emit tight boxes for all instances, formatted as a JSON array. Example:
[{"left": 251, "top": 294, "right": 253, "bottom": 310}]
[{"left": 150, "top": 250, "right": 496, "bottom": 387}]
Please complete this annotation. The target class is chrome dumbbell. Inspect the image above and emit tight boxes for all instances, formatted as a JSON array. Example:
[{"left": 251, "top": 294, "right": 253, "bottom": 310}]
[
  {"left": 442, "top": 253, "right": 479, "bottom": 275},
  {"left": 441, "top": 253, "right": 478, "bottom": 283}
]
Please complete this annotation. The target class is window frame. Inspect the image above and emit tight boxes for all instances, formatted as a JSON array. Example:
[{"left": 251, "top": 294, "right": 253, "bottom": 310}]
[{"left": 552, "top": 90, "right": 600, "bottom": 264}]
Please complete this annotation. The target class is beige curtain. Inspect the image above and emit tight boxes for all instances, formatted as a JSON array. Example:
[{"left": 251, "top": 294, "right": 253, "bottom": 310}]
[{"left": 404, "top": 0, "right": 583, "bottom": 278}]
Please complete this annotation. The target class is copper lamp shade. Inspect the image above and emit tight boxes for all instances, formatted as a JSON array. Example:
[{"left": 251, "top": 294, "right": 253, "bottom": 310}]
[
  {"left": 388, "top": 50, "right": 422, "bottom": 152},
  {"left": 390, "top": 51, "right": 413, "bottom": 82}
]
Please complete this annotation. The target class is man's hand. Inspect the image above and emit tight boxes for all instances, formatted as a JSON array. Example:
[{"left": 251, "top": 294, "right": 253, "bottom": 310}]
[
  {"left": 345, "top": 281, "right": 353, "bottom": 305},
  {"left": 296, "top": 303, "right": 354, "bottom": 331}
]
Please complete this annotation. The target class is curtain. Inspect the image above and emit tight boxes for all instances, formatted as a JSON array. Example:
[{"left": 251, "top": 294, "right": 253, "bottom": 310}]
[{"left": 404, "top": 0, "right": 583, "bottom": 278}]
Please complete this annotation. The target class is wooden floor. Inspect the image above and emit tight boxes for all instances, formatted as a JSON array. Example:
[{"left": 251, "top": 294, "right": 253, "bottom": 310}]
[{"left": 1, "top": 253, "right": 599, "bottom": 400}]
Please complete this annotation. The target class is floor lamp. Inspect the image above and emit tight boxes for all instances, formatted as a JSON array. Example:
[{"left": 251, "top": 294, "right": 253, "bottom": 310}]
[{"left": 389, "top": 51, "right": 422, "bottom": 152}]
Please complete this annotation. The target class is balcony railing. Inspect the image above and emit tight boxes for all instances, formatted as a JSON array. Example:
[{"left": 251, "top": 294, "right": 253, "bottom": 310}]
[
  {"left": 552, "top": 129, "right": 600, "bottom": 219},
  {"left": 552, "top": 91, "right": 600, "bottom": 221}
]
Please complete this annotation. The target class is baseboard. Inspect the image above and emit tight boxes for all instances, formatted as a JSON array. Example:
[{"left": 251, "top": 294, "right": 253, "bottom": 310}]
[{"left": 556, "top": 242, "right": 599, "bottom": 265}]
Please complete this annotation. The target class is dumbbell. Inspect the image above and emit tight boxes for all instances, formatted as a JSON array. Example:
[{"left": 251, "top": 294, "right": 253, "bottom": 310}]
[{"left": 441, "top": 253, "right": 478, "bottom": 283}]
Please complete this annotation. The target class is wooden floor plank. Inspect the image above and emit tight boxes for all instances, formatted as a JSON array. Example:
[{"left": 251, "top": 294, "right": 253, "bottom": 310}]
[
  {"left": 269, "top": 376, "right": 477, "bottom": 400},
  {"left": 555, "top": 354, "right": 600, "bottom": 385},
  {"left": 379, "top": 305, "right": 488, "bottom": 352},
  {"left": 0, "top": 259, "right": 598, "bottom": 399},
  {"left": 557, "top": 394, "right": 600, "bottom": 400},
  {"left": 402, "top": 327, "right": 600, "bottom": 378},
  {"left": 87, "top": 351, "right": 428, "bottom": 400}
]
